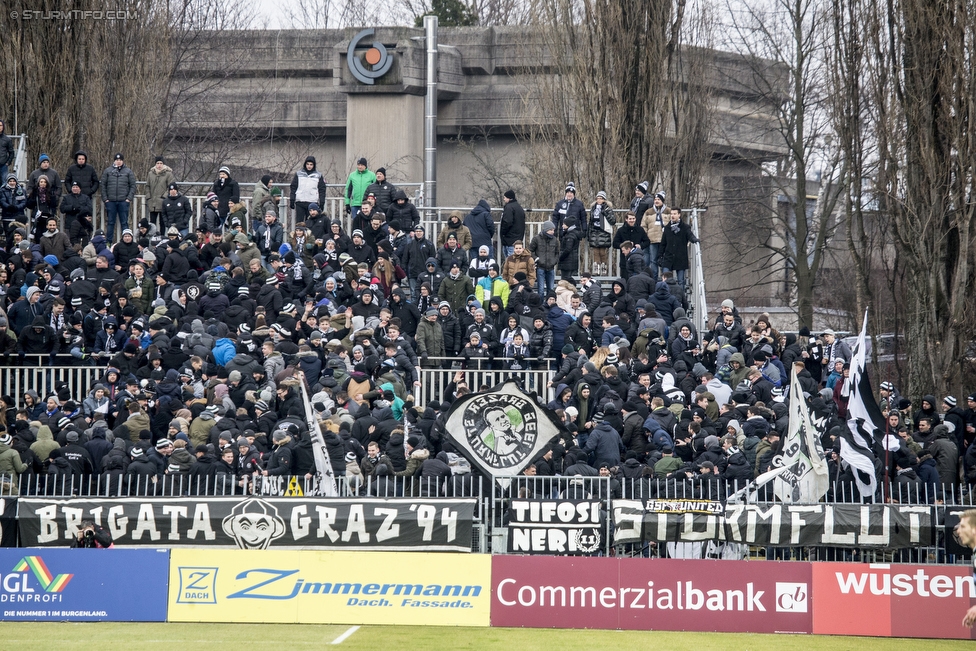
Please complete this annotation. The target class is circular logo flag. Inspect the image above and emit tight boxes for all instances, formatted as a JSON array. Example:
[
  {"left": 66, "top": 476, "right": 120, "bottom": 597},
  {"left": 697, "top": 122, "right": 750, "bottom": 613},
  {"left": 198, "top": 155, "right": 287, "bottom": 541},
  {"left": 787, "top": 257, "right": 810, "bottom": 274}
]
[{"left": 444, "top": 379, "right": 564, "bottom": 478}]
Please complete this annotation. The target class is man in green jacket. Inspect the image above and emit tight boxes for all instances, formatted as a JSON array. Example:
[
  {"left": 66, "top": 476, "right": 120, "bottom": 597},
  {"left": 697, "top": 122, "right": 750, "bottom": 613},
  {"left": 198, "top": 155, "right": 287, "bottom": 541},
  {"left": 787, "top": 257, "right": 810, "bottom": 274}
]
[
  {"left": 345, "top": 157, "right": 376, "bottom": 226},
  {"left": 0, "top": 432, "right": 27, "bottom": 494}
]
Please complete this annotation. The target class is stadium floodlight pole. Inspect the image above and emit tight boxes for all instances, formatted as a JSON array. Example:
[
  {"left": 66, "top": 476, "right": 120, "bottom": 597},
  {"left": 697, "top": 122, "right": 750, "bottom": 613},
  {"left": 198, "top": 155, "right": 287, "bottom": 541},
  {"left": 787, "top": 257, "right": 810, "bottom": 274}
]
[{"left": 424, "top": 15, "right": 438, "bottom": 214}]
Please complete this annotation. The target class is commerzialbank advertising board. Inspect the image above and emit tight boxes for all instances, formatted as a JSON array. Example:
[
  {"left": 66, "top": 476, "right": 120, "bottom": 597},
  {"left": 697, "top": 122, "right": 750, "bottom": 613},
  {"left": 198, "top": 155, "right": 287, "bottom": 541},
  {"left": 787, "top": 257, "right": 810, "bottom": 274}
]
[{"left": 168, "top": 549, "right": 490, "bottom": 626}]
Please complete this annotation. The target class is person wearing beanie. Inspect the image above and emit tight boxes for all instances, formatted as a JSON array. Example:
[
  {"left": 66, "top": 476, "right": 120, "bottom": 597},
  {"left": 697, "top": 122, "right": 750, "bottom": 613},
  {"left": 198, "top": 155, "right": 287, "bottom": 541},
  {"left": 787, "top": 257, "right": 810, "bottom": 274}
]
[
  {"left": 530, "top": 219, "right": 559, "bottom": 295},
  {"left": 209, "top": 165, "right": 239, "bottom": 226},
  {"left": 586, "top": 190, "right": 614, "bottom": 275},
  {"left": 254, "top": 204, "right": 284, "bottom": 258},
  {"left": 100, "top": 152, "right": 136, "bottom": 242},
  {"left": 345, "top": 157, "right": 375, "bottom": 225},
  {"left": 629, "top": 181, "right": 653, "bottom": 228},
  {"left": 416, "top": 299, "right": 447, "bottom": 365},
  {"left": 364, "top": 166, "right": 397, "bottom": 214},
  {"left": 290, "top": 155, "right": 327, "bottom": 223},
  {"left": 27, "top": 153, "right": 62, "bottom": 199},
  {"left": 436, "top": 210, "right": 473, "bottom": 251},
  {"left": 146, "top": 156, "right": 174, "bottom": 230},
  {"left": 160, "top": 181, "right": 192, "bottom": 235},
  {"left": 943, "top": 396, "right": 967, "bottom": 448},
  {"left": 550, "top": 182, "right": 586, "bottom": 242},
  {"left": 500, "top": 189, "right": 525, "bottom": 258}
]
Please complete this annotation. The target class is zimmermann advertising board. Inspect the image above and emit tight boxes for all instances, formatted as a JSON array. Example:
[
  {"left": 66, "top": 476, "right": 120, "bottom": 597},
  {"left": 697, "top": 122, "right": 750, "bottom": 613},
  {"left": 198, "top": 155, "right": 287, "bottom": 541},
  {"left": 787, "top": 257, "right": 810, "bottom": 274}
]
[{"left": 169, "top": 549, "right": 490, "bottom": 626}]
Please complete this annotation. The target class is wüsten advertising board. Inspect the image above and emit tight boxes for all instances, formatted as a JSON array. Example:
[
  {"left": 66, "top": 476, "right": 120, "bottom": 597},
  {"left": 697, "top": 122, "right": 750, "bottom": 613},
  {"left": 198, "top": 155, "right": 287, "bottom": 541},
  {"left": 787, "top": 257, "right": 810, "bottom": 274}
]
[{"left": 168, "top": 549, "right": 490, "bottom": 626}]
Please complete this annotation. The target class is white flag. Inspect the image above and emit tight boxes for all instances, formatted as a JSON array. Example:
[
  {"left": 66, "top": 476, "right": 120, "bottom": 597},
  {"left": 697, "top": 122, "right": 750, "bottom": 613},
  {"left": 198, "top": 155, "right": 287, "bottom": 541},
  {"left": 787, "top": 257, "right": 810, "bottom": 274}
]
[
  {"left": 771, "top": 369, "right": 831, "bottom": 503},
  {"left": 299, "top": 382, "right": 339, "bottom": 497}
]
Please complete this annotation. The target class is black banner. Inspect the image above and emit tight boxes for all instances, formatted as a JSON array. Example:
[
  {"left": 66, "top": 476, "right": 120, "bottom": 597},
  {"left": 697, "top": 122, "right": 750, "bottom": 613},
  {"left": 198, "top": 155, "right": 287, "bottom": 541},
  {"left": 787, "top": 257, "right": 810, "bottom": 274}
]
[
  {"left": 0, "top": 498, "right": 16, "bottom": 547},
  {"left": 613, "top": 501, "right": 934, "bottom": 548},
  {"left": 506, "top": 499, "right": 603, "bottom": 554},
  {"left": 18, "top": 497, "right": 475, "bottom": 551}
]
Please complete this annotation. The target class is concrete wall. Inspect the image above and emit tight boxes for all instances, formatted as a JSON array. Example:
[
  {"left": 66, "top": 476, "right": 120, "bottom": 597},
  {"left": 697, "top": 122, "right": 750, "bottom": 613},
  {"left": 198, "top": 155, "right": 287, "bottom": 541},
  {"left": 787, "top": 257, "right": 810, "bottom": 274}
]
[{"left": 165, "top": 25, "right": 789, "bottom": 306}]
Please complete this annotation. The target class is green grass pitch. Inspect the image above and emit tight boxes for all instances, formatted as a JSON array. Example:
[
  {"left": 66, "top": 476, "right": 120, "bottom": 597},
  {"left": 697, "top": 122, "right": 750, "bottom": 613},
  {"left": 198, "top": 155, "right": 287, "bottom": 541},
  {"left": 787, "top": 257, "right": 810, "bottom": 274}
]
[{"left": 0, "top": 623, "right": 973, "bottom": 649}]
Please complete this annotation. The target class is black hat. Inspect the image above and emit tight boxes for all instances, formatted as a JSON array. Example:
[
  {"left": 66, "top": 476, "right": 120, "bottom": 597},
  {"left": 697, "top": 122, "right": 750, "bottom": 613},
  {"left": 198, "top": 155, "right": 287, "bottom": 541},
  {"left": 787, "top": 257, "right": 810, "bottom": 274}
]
[
  {"left": 504, "top": 189, "right": 516, "bottom": 200},
  {"left": 376, "top": 167, "right": 386, "bottom": 175},
  {"left": 357, "top": 157, "right": 367, "bottom": 166},
  {"left": 114, "top": 152, "right": 124, "bottom": 160}
]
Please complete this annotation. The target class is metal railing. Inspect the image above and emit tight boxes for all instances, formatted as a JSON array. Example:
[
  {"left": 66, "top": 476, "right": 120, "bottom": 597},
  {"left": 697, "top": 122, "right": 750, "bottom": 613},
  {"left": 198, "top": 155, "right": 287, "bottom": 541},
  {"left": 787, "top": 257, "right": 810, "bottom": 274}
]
[
  {"left": 15, "top": 472, "right": 483, "bottom": 502},
  {"left": 0, "top": 471, "right": 968, "bottom": 562},
  {"left": 11, "top": 134, "right": 28, "bottom": 180},
  {"left": 85, "top": 181, "right": 421, "bottom": 241},
  {"left": 1, "top": 363, "right": 104, "bottom": 406},
  {"left": 73, "top": 183, "right": 700, "bottom": 278},
  {"left": 4, "top": 472, "right": 488, "bottom": 552},
  {"left": 416, "top": 365, "right": 554, "bottom": 405},
  {"left": 0, "top": 362, "right": 556, "bottom": 410}
]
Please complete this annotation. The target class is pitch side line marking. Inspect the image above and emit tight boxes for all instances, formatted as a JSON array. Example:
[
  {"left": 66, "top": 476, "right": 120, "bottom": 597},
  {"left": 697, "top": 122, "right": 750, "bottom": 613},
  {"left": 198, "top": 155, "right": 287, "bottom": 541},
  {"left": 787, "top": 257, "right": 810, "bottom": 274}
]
[{"left": 331, "top": 626, "right": 360, "bottom": 645}]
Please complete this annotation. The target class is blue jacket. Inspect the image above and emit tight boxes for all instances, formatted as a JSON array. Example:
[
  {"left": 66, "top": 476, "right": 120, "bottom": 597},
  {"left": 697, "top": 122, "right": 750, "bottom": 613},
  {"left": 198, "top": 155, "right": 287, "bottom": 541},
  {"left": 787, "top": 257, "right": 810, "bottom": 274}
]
[
  {"left": 547, "top": 306, "right": 574, "bottom": 353},
  {"left": 584, "top": 421, "right": 625, "bottom": 468},
  {"left": 601, "top": 325, "right": 625, "bottom": 346},
  {"left": 213, "top": 338, "right": 237, "bottom": 366}
]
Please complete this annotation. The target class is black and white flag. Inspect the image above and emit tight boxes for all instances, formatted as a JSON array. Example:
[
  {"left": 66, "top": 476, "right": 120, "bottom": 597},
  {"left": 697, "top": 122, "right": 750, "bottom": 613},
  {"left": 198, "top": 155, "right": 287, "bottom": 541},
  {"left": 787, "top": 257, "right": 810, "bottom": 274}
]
[
  {"left": 841, "top": 310, "right": 884, "bottom": 500},
  {"left": 771, "top": 369, "right": 831, "bottom": 503},
  {"left": 444, "top": 379, "right": 563, "bottom": 478},
  {"left": 300, "top": 382, "right": 339, "bottom": 497}
]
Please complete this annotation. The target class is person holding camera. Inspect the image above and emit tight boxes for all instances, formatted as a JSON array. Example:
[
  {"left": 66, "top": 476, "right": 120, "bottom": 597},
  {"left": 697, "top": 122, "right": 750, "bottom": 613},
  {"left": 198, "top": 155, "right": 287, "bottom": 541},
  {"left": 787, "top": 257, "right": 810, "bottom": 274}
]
[{"left": 71, "top": 520, "right": 114, "bottom": 548}]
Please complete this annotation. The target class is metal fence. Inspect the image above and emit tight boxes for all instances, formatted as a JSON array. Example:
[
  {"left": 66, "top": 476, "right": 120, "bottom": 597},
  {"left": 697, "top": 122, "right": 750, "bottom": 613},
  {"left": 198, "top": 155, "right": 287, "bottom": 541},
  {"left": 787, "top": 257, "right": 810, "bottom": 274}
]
[
  {"left": 416, "top": 363, "right": 554, "bottom": 406},
  {"left": 0, "top": 470, "right": 971, "bottom": 562},
  {"left": 4, "top": 472, "right": 489, "bottom": 552},
  {"left": 1, "top": 362, "right": 103, "bottom": 404},
  {"left": 64, "top": 178, "right": 705, "bottom": 279},
  {"left": 0, "top": 362, "right": 555, "bottom": 408}
]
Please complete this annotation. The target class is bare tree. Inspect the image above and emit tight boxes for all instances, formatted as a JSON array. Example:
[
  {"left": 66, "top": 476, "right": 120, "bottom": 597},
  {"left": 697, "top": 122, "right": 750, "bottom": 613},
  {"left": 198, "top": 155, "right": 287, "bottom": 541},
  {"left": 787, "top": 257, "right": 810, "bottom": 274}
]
[
  {"left": 447, "top": 128, "right": 531, "bottom": 207},
  {"left": 718, "top": 0, "right": 847, "bottom": 329},
  {"left": 0, "top": 0, "right": 172, "bottom": 174},
  {"left": 860, "top": 0, "right": 976, "bottom": 397},
  {"left": 520, "top": 0, "right": 714, "bottom": 208}
]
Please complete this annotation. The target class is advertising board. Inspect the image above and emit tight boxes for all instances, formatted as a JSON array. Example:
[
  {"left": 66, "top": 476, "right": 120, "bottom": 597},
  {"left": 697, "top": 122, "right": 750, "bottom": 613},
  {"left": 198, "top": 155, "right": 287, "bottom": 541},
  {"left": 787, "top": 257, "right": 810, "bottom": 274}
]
[
  {"left": 0, "top": 548, "right": 169, "bottom": 621},
  {"left": 169, "top": 549, "right": 490, "bottom": 626},
  {"left": 491, "top": 556, "right": 813, "bottom": 634}
]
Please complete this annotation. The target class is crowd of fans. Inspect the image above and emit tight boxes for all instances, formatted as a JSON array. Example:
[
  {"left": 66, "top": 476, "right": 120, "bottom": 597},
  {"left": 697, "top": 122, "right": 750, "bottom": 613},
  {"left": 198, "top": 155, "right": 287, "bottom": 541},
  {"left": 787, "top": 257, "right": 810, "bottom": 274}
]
[{"left": 0, "top": 148, "right": 972, "bottom": 504}]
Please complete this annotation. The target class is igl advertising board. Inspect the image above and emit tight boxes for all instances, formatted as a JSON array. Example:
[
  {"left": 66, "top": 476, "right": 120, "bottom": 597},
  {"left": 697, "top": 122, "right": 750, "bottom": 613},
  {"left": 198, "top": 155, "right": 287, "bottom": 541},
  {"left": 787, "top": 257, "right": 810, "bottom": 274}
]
[
  {"left": 0, "top": 548, "right": 169, "bottom": 621},
  {"left": 169, "top": 549, "right": 490, "bottom": 626},
  {"left": 491, "top": 556, "right": 813, "bottom": 633}
]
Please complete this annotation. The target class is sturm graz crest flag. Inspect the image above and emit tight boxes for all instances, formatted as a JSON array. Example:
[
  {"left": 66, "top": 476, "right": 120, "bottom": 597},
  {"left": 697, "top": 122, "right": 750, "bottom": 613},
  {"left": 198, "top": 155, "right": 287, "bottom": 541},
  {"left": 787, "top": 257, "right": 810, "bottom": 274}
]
[{"left": 444, "top": 379, "right": 563, "bottom": 477}]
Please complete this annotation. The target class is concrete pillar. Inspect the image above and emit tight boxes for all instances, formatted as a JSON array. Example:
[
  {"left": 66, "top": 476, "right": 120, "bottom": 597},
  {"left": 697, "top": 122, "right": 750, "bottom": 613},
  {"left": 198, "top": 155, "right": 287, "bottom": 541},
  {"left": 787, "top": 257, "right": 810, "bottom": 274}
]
[{"left": 345, "top": 94, "right": 424, "bottom": 188}]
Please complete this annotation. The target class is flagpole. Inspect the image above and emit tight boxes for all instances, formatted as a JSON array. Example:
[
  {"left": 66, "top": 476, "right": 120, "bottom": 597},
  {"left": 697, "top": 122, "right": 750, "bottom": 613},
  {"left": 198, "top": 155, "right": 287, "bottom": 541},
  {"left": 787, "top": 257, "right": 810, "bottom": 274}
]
[{"left": 883, "top": 420, "right": 889, "bottom": 503}]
